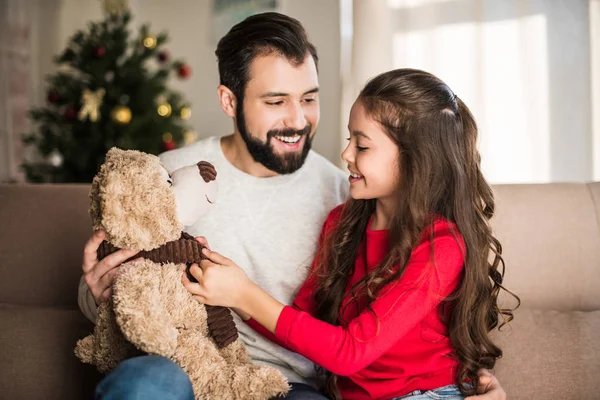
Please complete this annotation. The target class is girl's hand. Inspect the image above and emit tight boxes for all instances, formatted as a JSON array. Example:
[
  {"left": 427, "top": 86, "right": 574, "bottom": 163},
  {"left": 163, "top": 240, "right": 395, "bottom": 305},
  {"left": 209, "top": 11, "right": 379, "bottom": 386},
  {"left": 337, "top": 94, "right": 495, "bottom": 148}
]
[
  {"left": 194, "top": 236, "right": 210, "bottom": 250},
  {"left": 182, "top": 248, "right": 251, "bottom": 309}
]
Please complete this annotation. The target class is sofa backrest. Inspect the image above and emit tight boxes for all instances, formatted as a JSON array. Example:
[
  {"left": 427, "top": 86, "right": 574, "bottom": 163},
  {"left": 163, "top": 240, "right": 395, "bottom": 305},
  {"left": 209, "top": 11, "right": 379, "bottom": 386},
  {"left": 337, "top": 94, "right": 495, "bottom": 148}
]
[
  {"left": 491, "top": 182, "right": 600, "bottom": 312},
  {"left": 1, "top": 182, "right": 599, "bottom": 311},
  {"left": 0, "top": 184, "right": 91, "bottom": 307}
]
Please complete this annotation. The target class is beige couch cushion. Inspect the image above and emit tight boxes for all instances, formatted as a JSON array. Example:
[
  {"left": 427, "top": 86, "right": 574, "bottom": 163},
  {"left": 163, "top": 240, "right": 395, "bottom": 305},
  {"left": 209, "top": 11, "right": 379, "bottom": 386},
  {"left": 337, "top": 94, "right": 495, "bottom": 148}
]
[
  {"left": 0, "top": 304, "right": 101, "bottom": 399},
  {"left": 493, "top": 309, "right": 600, "bottom": 399}
]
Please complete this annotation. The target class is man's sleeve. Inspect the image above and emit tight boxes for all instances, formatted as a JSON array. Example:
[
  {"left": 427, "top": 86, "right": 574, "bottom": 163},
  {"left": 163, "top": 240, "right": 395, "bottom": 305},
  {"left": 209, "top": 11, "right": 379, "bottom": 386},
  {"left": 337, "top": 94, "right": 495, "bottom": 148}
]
[{"left": 78, "top": 275, "right": 98, "bottom": 323}]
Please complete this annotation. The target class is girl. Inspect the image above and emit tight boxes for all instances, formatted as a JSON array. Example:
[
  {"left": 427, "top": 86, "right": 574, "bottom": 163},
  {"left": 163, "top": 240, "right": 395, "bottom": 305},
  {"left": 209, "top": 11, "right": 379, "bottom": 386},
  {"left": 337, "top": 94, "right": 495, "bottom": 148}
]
[{"left": 184, "top": 69, "right": 518, "bottom": 399}]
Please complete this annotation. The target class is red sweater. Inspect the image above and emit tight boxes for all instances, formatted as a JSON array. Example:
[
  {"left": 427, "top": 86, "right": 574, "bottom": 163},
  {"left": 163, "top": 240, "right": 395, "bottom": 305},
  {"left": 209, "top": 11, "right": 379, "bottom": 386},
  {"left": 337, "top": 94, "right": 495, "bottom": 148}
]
[{"left": 247, "top": 205, "right": 465, "bottom": 399}]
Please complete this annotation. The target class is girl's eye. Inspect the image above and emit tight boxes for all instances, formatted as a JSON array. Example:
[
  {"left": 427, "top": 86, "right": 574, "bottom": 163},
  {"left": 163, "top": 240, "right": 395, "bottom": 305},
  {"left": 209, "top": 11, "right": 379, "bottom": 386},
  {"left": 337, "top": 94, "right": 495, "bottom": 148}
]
[
  {"left": 266, "top": 101, "right": 283, "bottom": 106},
  {"left": 346, "top": 137, "right": 367, "bottom": 151}
]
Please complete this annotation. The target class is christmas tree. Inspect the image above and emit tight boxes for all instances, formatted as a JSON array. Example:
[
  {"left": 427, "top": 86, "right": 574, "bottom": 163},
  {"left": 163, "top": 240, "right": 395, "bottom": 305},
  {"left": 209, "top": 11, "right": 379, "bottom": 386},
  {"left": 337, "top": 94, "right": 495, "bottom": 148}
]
[{"left": 21, "top": 0, "right": 195, "bottom": 183}]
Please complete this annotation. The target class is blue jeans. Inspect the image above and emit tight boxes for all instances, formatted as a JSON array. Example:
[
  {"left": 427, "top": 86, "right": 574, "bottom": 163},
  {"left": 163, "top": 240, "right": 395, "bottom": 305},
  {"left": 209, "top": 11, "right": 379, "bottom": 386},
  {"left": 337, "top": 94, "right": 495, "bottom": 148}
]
[
  {"left": 282, "top": 382, "right": 329, "bottom": 399},
  {"left": 95, "top": 355, "right": 194, "bottom": 400},
  {"left": 95, "top": 356, "right": 325, "bottom": 400},
  {"left": 391, "top": 384, "right": 464, "bottom": 399}
]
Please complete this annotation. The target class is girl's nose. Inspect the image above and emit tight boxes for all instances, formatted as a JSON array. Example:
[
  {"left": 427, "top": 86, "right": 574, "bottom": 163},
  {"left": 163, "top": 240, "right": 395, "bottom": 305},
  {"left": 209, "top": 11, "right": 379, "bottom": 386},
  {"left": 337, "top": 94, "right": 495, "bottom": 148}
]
[{"left": 341, "top": 142, "right": 354, "bottom": 164}]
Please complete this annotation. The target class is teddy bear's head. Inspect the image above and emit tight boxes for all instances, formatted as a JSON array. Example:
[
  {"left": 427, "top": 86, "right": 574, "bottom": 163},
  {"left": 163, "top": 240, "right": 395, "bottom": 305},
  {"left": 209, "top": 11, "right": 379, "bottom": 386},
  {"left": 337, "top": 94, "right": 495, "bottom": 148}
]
[{"left": 89, "top": 147, "right": 217, "bottom": 251}]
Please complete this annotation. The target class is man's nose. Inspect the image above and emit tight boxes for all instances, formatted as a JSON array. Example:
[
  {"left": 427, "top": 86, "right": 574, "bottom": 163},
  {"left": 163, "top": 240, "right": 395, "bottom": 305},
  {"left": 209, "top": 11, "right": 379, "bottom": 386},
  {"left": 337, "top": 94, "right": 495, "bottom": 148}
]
[
  {"left": 285, "top": 102, "right": 307, "bottom": 131},
  {"left": 197, "top": 161, "right": 217, "bottom": 182}
]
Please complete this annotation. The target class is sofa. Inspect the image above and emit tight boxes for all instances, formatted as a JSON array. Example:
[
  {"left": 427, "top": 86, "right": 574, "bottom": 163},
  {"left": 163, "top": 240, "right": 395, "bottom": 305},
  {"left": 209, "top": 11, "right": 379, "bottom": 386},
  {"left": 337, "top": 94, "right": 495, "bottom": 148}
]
[{"left": 0, "top": 182, "right": 599, "bottom": 399}]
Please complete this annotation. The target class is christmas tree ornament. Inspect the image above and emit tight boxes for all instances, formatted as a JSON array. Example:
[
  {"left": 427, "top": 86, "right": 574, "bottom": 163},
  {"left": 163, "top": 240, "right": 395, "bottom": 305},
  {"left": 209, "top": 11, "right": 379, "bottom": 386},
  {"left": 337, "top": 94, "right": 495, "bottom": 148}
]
[
  {"left": 162, "top": 132, "right": 177, "bottom": 150},
  {"left": 177, "top": 64, "right": 192, "bottom": 79},
  {"left": 163, "top": 141, "right": 177, "bottom": 151},
  {"left": 111, "top": 105, "right": 132, "bottom": 124},
  {"left": 105, "top": 71, "right": 115, "bottom": 82},
  {"left": 158, "top": 50, "right": 169, "bottom": 63},
  {"left": 157, "top": 102, "right": 172, "bottom": 117},
  {"left": 47, "top": 150, "right": 64, "bottom": 167},
  {"left": 93, "top": 46, "right": 106, "bottom": 58},
  {"left": 78, "top": 88, "right": 105, "bottom": 122},
  {"left": 102, "top": 0, "right": 129, "bottom": 16},
  {"left": 180, "top": 106, "right": 191, "bottom": 120},
  {"left": 47, "top": 91, "right": 60, "bottom": 104},
  {"left": 65, "top": 106, "right": 78, "bottom": 121},
  {"left": 183, "top": 130, "right": 198, "bottom": 145},
  {"left": 143, "top": 34, "right": 157, "bottom": 49}
]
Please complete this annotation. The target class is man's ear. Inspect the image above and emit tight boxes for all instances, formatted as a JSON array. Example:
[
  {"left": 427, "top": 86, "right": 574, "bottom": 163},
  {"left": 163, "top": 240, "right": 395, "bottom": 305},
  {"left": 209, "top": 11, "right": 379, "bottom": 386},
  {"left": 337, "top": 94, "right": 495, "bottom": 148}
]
[{"left": 217, "top": 85, "right": 237, "bottom": 118}]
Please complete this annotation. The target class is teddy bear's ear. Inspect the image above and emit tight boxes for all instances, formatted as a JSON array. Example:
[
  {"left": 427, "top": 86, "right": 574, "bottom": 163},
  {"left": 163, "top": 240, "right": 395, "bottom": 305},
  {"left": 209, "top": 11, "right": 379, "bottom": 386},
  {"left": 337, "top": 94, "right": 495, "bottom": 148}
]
[
  {"left": 90, "top": 149, "right": 182, "bottom": 251},
  {"left": 106, "top": 147, "right": 125, "bottom": 159},
  {"left": 89, "top": 148, "right": 124, "bottom": 233}
]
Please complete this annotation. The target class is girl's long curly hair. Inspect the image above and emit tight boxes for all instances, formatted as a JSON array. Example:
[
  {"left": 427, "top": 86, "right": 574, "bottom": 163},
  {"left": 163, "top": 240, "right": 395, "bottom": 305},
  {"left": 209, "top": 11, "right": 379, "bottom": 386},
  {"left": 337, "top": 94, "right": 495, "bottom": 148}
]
[{"left": 312, "top": 69, "right": 520, "bottom": 398}]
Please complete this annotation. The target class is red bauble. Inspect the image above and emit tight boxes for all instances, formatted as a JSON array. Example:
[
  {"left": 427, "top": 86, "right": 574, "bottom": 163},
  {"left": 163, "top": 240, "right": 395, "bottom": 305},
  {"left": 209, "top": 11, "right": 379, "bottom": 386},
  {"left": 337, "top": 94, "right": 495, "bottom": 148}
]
[
  {"left": 162, "top": 139, "right": 177, "bottom": 151},
  {"left": 93, "top": 47, "right": 106, "bottom": 58},
  {"left": 158, "top": 51, "right": 169, "bottom": 63},
  {"left": 47, "top": 91, "right": 60, "bottom": 103},
  {"left": 64, "top": 106, "right": 77, "bottom": 121},
  {"left": 177, "top": 64, "right": 192, "bottom": 79}
]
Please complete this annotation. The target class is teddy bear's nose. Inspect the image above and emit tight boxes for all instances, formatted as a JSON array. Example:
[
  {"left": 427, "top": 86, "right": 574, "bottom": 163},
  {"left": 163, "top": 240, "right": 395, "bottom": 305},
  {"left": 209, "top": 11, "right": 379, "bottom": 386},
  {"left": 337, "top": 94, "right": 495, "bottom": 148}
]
[{"left": 197, "top": 161, "right": 217, "bottom": 182}]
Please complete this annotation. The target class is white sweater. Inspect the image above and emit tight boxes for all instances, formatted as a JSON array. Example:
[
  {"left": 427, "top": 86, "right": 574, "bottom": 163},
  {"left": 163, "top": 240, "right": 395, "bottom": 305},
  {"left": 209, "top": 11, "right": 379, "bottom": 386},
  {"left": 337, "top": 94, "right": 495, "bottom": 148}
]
[{"left": 78, "top": 136, "right": 349, "bottom": 386}]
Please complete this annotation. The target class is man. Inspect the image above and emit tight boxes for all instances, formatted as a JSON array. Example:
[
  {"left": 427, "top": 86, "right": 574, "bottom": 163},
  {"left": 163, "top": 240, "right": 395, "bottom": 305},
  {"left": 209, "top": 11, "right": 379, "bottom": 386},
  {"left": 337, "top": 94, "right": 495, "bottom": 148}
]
[{"left": 80, "top": 12, "right": 506, "bottom": 400}]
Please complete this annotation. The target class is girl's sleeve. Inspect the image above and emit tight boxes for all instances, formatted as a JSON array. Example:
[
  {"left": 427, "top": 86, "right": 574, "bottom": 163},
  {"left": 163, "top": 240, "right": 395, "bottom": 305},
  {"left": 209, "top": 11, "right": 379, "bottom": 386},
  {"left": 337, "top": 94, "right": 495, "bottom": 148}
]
[{"left": 273, "top": 228, "right": 465, "bottom": 376}]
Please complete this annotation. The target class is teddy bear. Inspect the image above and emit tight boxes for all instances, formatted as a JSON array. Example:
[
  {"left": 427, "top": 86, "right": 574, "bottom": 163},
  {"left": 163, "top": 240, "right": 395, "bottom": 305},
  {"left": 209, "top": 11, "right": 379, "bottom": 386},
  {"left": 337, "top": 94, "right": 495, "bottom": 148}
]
[{"left": 75, "top": 147, "right": 289, "bottom": 399}]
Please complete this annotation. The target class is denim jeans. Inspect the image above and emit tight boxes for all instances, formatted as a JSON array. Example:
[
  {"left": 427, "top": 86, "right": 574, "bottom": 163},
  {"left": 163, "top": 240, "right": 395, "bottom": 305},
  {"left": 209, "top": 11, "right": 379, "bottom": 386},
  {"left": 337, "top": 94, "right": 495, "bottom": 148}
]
[
  {"left": 391, "top": 384, "right": 465, "bottom": 400},
  {"left": 94, "top": 355, "right": 329, "bottom": 400},
  {"left": 281, "top": 382, "right": 329, "bottom": 400},
  {"left": 95, "top": 355, "right": 194, "bottom": 400}
]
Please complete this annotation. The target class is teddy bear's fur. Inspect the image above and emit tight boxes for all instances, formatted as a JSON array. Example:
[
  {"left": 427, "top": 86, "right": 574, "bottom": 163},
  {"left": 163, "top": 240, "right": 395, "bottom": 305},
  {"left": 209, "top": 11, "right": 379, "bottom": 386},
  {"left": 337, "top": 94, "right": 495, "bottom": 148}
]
[{"left": 75, "top": 148, "right": 289, "bottom": 399}]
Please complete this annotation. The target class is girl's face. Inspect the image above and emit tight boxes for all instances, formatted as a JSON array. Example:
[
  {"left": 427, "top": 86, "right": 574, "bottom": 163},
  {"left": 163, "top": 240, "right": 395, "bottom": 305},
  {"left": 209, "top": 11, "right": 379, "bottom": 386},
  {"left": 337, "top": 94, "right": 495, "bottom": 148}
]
[{"left": 342, "top": 101, "right": 400, "bottom": 202}]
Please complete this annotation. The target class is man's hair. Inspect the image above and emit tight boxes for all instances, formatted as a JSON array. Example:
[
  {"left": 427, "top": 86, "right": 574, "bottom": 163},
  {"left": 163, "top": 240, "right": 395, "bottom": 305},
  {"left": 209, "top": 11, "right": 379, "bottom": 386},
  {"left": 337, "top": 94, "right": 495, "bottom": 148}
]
[{"left": 215, "top": 12, "right": 319, "bottom": 101}]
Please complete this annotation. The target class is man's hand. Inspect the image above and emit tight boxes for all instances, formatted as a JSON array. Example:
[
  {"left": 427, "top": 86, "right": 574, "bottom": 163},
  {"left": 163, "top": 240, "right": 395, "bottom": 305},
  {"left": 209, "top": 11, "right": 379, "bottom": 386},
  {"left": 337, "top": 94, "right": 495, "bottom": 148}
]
[
  {"left": 465, "top": 369, "right": 506, "bottom": 400},
  {"left": 81, "top": 230, "right": 138, "bottom": 305}
]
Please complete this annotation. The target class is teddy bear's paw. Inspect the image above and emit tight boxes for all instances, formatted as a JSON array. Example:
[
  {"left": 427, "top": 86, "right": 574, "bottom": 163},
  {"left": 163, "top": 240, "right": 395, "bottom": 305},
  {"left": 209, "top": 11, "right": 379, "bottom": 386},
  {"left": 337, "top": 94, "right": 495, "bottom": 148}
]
[
  {"left": 228, "top": 364, "right": 290, "bottom": 400},
  {"left": 74, "top": 335, "right": 94, "bottom": 364},
  {"left": 185, "top": 362, "right": 234, "bottom": 400}
]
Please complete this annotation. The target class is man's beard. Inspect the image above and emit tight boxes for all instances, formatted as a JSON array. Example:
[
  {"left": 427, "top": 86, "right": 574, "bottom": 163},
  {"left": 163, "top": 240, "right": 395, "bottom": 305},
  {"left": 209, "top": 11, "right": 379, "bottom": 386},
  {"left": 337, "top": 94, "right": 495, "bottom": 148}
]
[{"left": 236, "top": 102, "right": 313, "bottom": 175}]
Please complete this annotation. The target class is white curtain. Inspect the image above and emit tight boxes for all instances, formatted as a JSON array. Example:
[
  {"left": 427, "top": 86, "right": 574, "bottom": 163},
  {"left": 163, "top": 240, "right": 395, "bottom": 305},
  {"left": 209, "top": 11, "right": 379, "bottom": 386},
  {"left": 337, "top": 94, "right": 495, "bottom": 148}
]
[
  {"left": 343, "top": 0, "right": 597, "bottom": 184},
  {"left": 0, "top": 0, "right": 34, "bottom": 183},
  {"left": 592, "top": 0, "right": 600, "bottom": 180}
]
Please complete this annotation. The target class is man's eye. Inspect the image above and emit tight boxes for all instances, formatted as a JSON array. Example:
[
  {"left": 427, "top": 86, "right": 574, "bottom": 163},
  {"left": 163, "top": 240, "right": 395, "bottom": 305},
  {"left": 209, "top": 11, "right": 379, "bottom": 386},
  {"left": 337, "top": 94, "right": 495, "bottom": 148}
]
[
  {"left": 303, "top": 98, "right": 316, "bottom": 103},
  {"left": 266, "top": 101, "right": 283, "bottom": 106}
]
